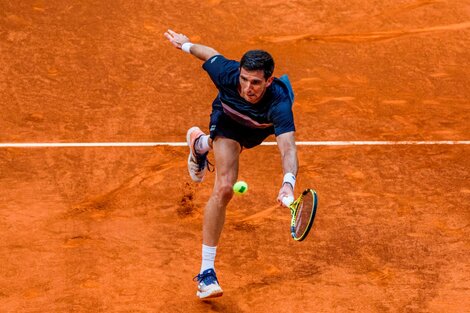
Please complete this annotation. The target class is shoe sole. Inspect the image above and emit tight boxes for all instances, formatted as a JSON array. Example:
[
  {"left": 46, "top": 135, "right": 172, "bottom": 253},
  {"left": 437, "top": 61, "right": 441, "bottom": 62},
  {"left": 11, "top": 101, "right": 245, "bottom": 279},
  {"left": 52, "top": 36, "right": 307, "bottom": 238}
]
[
  {"left": 186, "top": 127, "right": 204, "bottom": 183},
  {"left": 197, "top": 289, "right": 224, "bottom": 299}
]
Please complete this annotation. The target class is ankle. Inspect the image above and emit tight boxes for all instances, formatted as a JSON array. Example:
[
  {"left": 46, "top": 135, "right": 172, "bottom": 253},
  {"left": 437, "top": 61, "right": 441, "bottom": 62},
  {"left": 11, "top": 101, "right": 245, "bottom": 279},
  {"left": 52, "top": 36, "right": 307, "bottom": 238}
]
[{"left": 200, "top": 244, "right": 217, "bottom": 274}]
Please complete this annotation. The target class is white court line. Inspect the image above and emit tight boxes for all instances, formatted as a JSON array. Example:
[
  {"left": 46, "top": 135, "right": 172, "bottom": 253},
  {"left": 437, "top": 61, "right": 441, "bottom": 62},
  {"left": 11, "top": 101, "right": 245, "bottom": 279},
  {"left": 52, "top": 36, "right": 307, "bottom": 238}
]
[{"left": 0, "top": 141, "right": 469, "bottom": 148}]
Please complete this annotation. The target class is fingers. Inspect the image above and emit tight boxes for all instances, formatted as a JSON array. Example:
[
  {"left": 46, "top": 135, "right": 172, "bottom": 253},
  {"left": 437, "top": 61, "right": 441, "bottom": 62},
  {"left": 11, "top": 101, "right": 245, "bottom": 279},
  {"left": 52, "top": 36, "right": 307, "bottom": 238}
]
[
  {"left": 277, "top": 192, "right": 288, "bottom": 206},
  {"left": 163, "top": 32, "right": 172, "bottom": 41},
  {"left": 166, "top": 29, "right": 177, "bottom": 36},
  {"left": 164, "top": 29, "right": 181, "bottom": 48},
  {"left": 164, "top": 30, "right": 175, "bottom": 42},
  {"left": 164, "top": 29, "right": 178, "bottom": 41},
  {"left": 164, "top": 29, "right": 190, "bottom": 50},
  {"left": 277, "top": 184, "right": 294, "bottom": 207}
]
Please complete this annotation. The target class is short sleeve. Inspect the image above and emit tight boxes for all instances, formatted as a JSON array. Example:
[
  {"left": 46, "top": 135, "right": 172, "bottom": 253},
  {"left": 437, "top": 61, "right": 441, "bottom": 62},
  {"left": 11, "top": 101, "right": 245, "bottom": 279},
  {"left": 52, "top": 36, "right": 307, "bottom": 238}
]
[
  {"left": 202, "top": 55, "right": 239, "bottom": 88},
  {"left": 272, "top": 99, "right": 295, "bottom": 136}
]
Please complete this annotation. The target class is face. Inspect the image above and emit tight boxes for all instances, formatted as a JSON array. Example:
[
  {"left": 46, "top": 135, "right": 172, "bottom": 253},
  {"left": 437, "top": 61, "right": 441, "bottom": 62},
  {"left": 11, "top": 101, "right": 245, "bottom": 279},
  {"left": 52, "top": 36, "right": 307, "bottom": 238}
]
[{"left": 238, "top": 68, "right": 274, "bottom": 104}]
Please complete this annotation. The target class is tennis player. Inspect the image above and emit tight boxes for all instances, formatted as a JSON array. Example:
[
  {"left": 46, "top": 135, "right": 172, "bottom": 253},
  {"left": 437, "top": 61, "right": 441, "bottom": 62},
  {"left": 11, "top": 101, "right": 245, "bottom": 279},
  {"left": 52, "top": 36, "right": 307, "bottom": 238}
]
[{"left": 164, "top": 29, "right": 298, "bottom": 299}]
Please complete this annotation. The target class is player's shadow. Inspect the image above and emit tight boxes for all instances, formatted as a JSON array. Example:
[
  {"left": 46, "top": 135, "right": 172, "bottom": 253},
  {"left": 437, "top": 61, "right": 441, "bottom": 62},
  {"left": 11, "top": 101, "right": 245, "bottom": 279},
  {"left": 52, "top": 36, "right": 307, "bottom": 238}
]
[{"left": 198, "top": 299, "right": 245, "bottom": 313}]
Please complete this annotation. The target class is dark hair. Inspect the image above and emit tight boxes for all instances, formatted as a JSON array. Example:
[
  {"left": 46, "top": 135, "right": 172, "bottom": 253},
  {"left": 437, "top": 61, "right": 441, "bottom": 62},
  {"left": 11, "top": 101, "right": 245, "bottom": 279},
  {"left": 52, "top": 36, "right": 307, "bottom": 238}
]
[{"left": 240, "top": 50, "right": 275, "bottom": 79}]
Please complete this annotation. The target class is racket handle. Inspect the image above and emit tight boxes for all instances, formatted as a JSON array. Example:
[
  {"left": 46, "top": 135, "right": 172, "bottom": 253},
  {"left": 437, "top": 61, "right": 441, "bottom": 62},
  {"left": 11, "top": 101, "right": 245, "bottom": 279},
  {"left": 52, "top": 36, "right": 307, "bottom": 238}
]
[{"left": 282, "top": 195, "right": 294, "bottom": 207}]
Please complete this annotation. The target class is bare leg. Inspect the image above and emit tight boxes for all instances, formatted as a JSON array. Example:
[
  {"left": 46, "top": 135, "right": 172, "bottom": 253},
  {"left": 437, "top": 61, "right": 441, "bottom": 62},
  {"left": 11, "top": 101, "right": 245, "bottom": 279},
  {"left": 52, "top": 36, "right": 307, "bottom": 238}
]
[{"left": 202, "top": 137, "right": 241, "bottom": 246}]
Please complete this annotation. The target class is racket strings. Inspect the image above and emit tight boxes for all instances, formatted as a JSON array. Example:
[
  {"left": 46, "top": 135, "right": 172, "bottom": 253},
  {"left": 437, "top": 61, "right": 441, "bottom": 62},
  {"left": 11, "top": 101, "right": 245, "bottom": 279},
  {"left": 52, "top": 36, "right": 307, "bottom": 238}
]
[{"left": 292, "top": 191, "right": 315, "bottom": 240}]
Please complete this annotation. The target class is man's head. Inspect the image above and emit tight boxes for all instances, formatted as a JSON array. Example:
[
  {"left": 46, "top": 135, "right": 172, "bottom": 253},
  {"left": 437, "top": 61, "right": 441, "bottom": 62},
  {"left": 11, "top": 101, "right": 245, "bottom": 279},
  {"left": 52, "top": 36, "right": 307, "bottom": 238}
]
[{"left": 239, "top": 50, "right": 275, "bottom": 104}]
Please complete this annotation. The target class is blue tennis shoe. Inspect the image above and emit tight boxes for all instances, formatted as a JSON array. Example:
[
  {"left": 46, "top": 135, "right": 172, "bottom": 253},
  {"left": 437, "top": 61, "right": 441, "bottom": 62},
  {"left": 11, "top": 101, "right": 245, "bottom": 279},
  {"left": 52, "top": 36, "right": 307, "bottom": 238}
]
[{"left": 193, "top": 268, "right": 223, "bottom": 299}]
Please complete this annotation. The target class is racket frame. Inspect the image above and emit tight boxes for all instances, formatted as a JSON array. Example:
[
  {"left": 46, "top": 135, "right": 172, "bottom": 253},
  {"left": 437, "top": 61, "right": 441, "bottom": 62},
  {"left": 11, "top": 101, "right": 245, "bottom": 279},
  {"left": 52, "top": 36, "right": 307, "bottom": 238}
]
[{"left": 289, "top": 189, "right": 318, "bottom": 241}]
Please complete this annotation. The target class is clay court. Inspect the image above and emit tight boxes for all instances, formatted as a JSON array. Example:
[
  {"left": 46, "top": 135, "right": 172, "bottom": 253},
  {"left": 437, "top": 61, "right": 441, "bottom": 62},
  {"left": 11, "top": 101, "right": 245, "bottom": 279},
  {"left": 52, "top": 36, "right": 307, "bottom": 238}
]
[{"left": 1, "top": 0, "right": 469, "bottom": 312}]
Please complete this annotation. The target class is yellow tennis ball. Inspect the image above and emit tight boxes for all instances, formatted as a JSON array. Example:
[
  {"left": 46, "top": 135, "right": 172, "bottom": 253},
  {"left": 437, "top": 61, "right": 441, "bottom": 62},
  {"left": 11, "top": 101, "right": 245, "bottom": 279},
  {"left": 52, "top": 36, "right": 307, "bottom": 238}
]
[{"left": 233, "top": 181, "right": 248, "bottom": 194}]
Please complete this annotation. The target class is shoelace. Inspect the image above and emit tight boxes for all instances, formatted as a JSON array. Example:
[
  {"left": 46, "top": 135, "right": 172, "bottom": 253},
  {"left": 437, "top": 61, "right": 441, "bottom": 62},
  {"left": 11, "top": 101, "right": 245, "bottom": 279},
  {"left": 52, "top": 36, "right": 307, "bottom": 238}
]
[
  {"left": 195, "top": 152, "right": 214, "bottom": 173},
  {"left": 206, "top": 159, "right": 214, "bottom": 172},
  {"left": 193, "top": 271, "right": 217, "bottom": 283}
]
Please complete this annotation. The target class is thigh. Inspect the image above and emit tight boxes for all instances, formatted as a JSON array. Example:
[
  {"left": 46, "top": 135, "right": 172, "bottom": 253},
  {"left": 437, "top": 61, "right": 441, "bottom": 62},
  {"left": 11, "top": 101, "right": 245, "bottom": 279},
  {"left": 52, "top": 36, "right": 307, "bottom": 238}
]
[{"left": 212, "top": 137, "right": 242, "bottom": 186}]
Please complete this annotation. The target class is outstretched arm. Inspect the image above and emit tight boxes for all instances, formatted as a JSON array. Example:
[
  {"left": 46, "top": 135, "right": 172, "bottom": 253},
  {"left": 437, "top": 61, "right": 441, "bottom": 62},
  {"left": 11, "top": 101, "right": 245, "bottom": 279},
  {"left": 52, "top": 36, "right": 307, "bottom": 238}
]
[
  {"left": 276, "top": 131, "right": 298, "bottom": 205},
  {"left": 164, "top": 29, "right": 219, "bottom": 61}
]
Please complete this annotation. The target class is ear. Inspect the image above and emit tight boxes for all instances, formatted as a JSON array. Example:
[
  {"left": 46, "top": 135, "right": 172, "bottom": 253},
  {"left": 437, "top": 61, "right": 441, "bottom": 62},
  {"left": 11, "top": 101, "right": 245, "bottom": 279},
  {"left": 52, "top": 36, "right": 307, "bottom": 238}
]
[{"left": 265, "top": 76, "right": 274, "bottom": 87}]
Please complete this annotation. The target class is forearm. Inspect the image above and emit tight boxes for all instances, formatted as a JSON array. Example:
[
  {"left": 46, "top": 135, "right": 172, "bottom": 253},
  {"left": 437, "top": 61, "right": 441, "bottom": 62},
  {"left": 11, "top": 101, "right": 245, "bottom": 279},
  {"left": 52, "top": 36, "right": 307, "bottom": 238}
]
[
  {"left": 186, "top": 43, "right": 219, "bottom": 62},
  {"left": 276, "top": 131, "right": 298, "bottom": 190},
  {"left": 281, "top": 147, "right": 298, "bottom": 177},
  {"left": 276, "top": 135, "right": 298, "bottom": 204}
]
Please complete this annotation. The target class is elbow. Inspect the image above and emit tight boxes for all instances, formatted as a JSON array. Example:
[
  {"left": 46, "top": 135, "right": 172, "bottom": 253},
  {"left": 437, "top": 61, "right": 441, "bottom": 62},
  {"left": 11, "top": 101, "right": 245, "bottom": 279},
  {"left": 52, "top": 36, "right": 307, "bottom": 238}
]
[{"left": 205, "top": 49, "right": 220, "bottom": 61}]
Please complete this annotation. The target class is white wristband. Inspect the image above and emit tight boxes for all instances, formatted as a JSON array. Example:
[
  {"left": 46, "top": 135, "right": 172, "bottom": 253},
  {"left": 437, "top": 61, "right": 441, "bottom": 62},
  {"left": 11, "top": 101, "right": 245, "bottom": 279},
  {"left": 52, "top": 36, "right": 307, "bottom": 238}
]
[
  {"left": 181, "top": 42, "right": 194, "bottom": 54},
  {"left": 283, "top": 173, "right": 296, "bottom": 190}
]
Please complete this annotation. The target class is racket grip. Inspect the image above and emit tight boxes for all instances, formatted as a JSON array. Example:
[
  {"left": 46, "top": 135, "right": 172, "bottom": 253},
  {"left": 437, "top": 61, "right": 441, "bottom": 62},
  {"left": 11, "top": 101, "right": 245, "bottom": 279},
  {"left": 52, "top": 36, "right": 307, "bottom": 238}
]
[{"left": 282, "top": 196, "right": 294, "bottom": 207}]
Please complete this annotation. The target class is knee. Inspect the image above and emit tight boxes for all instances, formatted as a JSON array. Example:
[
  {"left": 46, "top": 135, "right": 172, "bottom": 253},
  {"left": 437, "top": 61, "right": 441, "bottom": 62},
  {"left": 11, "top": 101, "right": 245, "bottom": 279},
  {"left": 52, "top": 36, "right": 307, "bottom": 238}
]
[{"left": 214, "top": 182, "right": 234, "bottom": 203}]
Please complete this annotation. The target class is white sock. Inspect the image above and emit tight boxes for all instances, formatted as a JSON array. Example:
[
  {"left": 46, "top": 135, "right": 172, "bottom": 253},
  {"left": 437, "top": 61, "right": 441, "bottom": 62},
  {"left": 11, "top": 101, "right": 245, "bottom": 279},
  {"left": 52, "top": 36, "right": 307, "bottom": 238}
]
[
  {"left": 195, "top": 135, "right": 211, "bottom": 155},
  {"left": 200, "top": 244, "right": 217, "bottom": 274}
]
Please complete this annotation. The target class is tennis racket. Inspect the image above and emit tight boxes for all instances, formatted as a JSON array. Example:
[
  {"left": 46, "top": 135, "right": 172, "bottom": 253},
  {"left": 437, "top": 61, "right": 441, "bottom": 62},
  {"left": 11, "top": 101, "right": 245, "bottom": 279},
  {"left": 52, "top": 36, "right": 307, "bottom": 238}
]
[{"left": 282, "top": 189, "right": 318, "bottom": 241}]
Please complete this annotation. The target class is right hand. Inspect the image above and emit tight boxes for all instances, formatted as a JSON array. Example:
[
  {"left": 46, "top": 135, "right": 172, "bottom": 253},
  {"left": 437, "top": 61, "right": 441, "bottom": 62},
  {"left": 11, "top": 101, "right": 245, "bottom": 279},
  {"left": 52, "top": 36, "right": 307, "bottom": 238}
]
[
  {"left": 277, "top": 183, "right": 294, "bottom": 207},
  {"left": 164, "top": 29, "right": 190, "bottom": 50}
]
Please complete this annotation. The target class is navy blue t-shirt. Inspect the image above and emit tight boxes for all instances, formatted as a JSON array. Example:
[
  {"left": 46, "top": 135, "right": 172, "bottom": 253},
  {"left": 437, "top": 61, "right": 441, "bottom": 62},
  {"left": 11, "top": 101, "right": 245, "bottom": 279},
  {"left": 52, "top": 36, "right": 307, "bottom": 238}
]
[{"left": 202, "top": 55, "right": 295, "bottom": 136}]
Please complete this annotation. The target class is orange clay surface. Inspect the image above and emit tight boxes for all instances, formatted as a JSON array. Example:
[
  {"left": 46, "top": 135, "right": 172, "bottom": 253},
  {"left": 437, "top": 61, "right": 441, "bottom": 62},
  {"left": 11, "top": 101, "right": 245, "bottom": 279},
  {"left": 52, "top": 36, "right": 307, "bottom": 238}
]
[{"left": 1, "top": 1, "right": 469, "bottom": 312}]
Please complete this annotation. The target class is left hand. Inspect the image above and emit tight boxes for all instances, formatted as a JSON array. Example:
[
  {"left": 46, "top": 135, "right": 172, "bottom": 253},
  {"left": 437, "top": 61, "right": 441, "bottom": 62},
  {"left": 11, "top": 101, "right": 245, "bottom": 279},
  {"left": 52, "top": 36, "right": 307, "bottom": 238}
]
[
  {"left": 277, "top": 183, "right": 294, "bottom": 207},
  {"left": 164, "top": 29, "right": 190, "bottom": 49}
]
